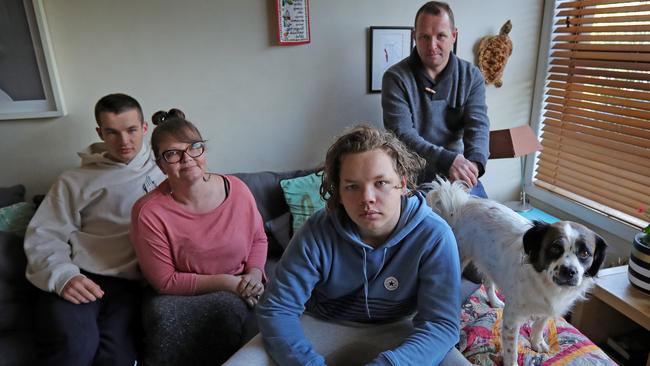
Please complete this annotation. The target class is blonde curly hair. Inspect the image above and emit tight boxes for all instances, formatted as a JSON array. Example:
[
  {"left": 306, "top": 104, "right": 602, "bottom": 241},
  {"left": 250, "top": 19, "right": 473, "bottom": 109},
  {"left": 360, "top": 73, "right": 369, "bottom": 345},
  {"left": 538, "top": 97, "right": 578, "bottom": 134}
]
[{"left": 320, "top": 124, "right": 426, "bottom": 212}]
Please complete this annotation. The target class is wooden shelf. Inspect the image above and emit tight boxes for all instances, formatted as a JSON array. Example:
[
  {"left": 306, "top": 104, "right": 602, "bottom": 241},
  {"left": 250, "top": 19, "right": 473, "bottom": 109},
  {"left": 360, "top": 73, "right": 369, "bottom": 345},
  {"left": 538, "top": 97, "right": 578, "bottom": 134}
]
[
  {"left": 571, "top": 265, "right": 650, "bottom": 365},
  {"left": 592, "top": 266, "right": 650, "bottom": 331}
]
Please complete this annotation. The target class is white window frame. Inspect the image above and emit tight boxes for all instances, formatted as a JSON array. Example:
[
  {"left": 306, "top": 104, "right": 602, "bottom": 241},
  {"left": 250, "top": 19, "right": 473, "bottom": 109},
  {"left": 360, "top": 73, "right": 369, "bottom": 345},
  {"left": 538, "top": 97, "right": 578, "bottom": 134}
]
[
  {"left": 523, "top": 0, "right": 639, "bottom": 242},
  {"left": 0, "top": 0, "right": 66, "bottom": 121}
]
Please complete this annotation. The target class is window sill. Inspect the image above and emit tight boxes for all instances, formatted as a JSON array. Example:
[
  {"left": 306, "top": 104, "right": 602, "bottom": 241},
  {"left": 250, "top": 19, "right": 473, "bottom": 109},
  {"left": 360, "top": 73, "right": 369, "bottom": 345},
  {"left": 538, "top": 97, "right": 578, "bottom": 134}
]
[{"left": 525, "top": 184, "right": 639, "bottom": 243}]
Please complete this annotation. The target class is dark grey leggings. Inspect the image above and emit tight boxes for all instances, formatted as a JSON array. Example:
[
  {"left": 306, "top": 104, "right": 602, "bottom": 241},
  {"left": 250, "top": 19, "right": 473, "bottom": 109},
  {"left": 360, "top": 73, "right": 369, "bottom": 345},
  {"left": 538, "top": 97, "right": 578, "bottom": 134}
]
[{"left": 140, "top": 287, "right": 254, "bottom": 366}]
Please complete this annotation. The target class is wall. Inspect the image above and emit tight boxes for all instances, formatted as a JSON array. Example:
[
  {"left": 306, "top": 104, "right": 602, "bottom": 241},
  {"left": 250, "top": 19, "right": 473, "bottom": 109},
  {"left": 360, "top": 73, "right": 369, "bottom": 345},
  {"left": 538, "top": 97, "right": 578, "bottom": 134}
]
[{"left": 0, "top": 0, "right": 543, "bottom": 200}]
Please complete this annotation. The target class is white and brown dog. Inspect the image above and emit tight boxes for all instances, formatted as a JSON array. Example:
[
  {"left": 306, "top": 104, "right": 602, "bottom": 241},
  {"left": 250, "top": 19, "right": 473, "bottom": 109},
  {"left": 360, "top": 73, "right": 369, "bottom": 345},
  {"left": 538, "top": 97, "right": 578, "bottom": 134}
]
[{"left": 425, "top": 179, "right": 606, "bottom": 366}]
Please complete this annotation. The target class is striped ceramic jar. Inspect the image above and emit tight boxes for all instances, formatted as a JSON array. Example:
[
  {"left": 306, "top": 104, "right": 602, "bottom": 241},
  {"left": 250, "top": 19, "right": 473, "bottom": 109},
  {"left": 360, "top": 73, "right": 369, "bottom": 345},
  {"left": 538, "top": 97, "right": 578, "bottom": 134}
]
[{"left": 628, "top": 233, "right": 650, "bottom": 295}]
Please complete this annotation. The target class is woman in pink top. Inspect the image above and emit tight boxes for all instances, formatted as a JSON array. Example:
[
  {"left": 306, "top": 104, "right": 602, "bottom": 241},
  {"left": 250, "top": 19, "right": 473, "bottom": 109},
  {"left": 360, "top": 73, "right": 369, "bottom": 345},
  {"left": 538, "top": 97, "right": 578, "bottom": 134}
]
[{"left": 130, "top": 108, "right": 268, "bottom": 365}]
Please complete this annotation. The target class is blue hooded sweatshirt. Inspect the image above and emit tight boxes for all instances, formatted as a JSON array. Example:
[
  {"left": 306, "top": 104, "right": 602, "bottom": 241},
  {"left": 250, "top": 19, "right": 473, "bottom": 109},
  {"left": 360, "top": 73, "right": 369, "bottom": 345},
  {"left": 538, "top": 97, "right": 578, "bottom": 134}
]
[{"left": 256, "top": 192, "right": 461, "bottom": 366}]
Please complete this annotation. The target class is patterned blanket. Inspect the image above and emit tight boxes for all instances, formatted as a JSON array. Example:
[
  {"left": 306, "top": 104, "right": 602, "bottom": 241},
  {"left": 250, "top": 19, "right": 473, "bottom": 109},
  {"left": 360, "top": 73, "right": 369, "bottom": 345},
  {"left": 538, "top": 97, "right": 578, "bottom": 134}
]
[{"left": 459, "top": 285, "right": 616, "bottom": 365}]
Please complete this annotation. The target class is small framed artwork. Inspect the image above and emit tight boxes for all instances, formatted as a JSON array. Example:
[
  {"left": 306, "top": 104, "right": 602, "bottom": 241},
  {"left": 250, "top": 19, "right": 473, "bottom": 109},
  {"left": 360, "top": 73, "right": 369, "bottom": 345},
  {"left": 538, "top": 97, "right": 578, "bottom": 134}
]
[
  {"left": 0, "top": 0, "right": 65, "bottom": 120},
  {"left": 368, "top": 26, "right": 413, "bottom": 93},
  {"left": 276, "top": 0, "right": 311, "bottom": 45}
]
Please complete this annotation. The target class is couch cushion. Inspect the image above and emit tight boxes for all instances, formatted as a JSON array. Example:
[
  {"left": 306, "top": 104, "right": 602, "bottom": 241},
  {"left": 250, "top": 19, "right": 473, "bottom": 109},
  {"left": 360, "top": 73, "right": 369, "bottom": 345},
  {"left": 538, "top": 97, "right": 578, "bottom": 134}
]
[
  {"left": 0, "top": 185, "right": 25, "bottom": 208},
  {"left": 232, "top": 170, "right": 317, "bottom": 223},
  {"left": 232, "top": 169, "right": 317, "bottom": 257},
  {"left": 264, "top": 212, "right": 292, "bottom": 251},
  {"left": 0, "top": 202, "right": 36, "bottom": 236},
  {"left": 0, "top": 231, "right": 38, "bottom": 365},
  {"left": 0, "top": 231, "right": 38, "bottom": 326},
  {"left": 280, "top": 171, "right": 326, "bottom": 234},
  {"left": 0, "top": 231, "right": 32, "bottom": 288}
]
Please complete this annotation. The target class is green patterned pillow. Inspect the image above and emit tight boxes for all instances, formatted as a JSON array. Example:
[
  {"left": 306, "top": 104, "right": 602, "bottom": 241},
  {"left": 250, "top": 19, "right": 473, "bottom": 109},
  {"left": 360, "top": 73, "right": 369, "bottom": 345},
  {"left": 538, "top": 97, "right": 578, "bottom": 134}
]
[
  {"left": 280, "top": 172, "right": 326, "bottom": 234},
  {"left": 0, "top": 202, "right": 36, "bottom": 236}
]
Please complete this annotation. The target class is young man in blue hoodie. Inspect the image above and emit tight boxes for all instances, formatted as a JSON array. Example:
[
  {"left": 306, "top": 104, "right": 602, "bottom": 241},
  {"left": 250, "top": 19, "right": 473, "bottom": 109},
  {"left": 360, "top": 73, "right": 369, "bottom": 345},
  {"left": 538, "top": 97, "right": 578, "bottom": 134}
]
[{"left": 252, "top": 125, "right": 469, "bottom": 366}]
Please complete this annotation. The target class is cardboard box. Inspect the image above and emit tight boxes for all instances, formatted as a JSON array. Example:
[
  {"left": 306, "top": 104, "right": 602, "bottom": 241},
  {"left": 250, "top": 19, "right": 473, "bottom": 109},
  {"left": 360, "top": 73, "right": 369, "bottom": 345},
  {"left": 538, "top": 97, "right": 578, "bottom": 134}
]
[{"left": 489, "top": 125, "right": 542, "bottom": 159}]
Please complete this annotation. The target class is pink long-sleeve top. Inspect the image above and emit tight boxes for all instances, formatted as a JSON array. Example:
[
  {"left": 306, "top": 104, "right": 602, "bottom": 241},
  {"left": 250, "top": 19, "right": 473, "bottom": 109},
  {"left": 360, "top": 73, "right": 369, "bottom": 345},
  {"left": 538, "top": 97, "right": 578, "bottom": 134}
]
[{"left": 131, "top": 175, "right": 267, "bottom": 295}]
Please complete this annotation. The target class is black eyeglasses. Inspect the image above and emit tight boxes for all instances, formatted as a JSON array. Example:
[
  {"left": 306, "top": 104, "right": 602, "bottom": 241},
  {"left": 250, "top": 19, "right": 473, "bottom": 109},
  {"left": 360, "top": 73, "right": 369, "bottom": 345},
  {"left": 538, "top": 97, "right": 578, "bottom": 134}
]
[{"left": 159, "top": 141, "right": 205, "bottom": 163}]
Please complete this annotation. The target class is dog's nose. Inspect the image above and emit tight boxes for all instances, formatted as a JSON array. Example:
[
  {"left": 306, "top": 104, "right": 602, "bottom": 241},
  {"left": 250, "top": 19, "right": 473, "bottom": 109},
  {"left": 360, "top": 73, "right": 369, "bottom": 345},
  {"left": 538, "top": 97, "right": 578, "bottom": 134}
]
[{"left": 559, "top": 266, "right": 577, "bottom": 279}]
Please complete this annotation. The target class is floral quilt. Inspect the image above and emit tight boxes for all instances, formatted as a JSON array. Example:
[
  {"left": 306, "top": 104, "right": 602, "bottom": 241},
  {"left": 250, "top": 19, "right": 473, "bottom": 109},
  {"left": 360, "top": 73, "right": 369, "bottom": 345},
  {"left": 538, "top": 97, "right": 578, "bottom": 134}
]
[{"left": 458, "top": 285, "right": 616, "bottom": 366}]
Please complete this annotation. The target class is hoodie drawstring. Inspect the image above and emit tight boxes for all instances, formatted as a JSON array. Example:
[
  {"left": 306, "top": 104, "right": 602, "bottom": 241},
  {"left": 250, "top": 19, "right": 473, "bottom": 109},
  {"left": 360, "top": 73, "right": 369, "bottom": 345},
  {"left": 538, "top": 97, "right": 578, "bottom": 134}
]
[
  {"left": 362, "top": 247, "right": 371, "bottom": 319},
  {"left": 362, "top": 247, "right": 390, "bottom": 319}
]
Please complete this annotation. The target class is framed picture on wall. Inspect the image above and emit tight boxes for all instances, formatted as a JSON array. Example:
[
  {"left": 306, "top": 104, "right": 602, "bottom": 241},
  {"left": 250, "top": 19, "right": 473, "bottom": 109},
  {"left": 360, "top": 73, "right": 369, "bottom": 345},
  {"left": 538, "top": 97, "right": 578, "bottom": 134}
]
[
  {"left": 0, "top": 0, "right": 65, "bottom": 120},
  {"left": 368, "top": 26, "right": 413, "bottom": 93},
  {"left": 276, "top": 0, "right": 311, "bottom": 45}
]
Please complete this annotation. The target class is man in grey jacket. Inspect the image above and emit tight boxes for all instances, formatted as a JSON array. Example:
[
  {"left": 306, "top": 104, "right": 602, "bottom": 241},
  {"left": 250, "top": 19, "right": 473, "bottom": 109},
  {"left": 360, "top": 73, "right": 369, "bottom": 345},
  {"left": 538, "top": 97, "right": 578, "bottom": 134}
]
[
  {"left": 382, "top": 1, "right": 489, "bottom": 197},
  {"left": 24, "top": 93, "right": 164, "bottom": 366}
]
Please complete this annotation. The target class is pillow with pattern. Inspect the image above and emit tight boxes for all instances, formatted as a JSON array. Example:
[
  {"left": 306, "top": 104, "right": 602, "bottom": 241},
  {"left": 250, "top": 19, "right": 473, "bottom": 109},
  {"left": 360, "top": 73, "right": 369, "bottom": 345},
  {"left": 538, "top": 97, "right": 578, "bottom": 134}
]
[
  {"left": 0, "top": 202, "right": 36, "bottom": 236},
  {"left": 280, "top": 171, "right": 326, "bottom": 234}
]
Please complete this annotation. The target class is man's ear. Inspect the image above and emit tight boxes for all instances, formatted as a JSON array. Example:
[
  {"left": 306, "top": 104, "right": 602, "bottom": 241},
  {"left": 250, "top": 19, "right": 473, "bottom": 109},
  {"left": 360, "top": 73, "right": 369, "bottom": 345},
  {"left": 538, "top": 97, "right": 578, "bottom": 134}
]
[
  {"left": 96, "top": 126, "right": 104, "bottom": 141},
  {"left": 399, "top": 176, "right": 407, "bottom": 194},
  {"left": 142, "top": 121, "right": 148, "bottom": 134}
]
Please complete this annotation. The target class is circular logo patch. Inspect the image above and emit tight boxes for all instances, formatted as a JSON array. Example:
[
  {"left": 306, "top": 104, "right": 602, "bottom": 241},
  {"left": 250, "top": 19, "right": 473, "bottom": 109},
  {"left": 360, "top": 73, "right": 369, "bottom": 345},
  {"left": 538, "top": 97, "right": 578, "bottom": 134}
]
[{"left": 384, "top": 276, "right": 399, "bottom": 291}]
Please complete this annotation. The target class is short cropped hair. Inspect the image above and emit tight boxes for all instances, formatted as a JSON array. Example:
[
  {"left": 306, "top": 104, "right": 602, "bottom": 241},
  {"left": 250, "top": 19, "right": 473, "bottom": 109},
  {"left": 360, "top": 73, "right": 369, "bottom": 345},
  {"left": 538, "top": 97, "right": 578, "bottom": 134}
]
[
  {"left": 414, "top": 1, "right": 455, "bottom": 29},
  {"left": 94, "top": 93, "right": 143, "bottom": 126},
  {"left": 320, "top": 124, "right": 426, "bottom": 212},
  {"left": 150, "top": 108, "right": 204, "bottom": 160}
]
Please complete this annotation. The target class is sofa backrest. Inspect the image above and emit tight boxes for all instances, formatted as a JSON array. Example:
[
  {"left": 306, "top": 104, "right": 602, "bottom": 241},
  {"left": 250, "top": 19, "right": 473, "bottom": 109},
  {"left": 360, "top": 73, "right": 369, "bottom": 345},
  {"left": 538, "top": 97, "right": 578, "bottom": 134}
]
[
  {"left": 0, "top": 185, "right": 38, "bottom": 366},
  {"left": 232, "top": 169, "right": 317, "bottom": 256}
]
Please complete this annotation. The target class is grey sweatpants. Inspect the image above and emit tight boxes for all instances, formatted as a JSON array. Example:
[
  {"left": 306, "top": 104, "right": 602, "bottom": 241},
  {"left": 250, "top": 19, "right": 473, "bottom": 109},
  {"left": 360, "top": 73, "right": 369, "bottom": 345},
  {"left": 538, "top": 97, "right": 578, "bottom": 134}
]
[{"left": 224, "top": 314, "right": 472, "bottom": 366}]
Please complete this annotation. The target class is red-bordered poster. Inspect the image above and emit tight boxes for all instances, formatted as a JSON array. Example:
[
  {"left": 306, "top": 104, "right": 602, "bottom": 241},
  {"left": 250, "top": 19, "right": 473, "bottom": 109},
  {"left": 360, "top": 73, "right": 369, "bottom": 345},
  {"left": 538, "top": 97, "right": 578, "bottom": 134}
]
[{"left": 276, "top": 0, "right": 311, "bottom": 45}]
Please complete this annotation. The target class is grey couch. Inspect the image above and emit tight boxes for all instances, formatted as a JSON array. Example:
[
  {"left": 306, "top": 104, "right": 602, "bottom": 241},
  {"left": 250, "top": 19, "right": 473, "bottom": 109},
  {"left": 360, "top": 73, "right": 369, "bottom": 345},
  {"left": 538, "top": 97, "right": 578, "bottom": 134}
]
[
  {"left": 0, "top": 170, "right": 480, "bottom": 366},
  {"left": 0, "top": 169, "right": 315, "bottom": 366},
  {"left": 0, "top": 185, "right": 39, "bottom": 366}
]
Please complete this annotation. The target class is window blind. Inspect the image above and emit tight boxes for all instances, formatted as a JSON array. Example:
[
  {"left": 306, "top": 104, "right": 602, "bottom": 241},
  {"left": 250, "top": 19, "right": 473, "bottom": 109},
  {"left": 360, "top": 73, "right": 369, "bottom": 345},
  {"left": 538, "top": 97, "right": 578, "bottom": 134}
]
[{"left": 536, "top": 0, "right": 650, "bottom": 228}]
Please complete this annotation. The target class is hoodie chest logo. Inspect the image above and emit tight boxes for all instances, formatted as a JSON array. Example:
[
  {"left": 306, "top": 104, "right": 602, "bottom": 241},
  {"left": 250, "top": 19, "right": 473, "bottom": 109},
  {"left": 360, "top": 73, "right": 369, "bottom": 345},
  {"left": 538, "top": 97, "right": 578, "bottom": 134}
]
[
  {"left": 384, "top": 276, "right": 399, "bottom": 291},
  {"left": 143, "top": 175, "right": 157, "bottom": 193}
]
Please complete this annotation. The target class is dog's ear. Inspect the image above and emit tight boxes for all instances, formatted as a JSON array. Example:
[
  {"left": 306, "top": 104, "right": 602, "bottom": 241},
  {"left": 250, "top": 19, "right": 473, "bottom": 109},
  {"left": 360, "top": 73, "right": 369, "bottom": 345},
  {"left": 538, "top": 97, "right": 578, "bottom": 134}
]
[
  {"left": 586, "top": 234, "right": 607, "bottom": 277},
  {"left": 523, "top": 220, "right": 549, "bottom": 265}
]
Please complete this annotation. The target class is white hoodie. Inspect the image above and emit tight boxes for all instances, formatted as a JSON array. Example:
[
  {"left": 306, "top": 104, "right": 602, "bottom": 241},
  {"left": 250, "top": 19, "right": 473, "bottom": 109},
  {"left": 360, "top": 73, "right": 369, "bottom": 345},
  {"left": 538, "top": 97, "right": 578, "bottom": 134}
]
[{"left": 24, "top": 142, "right": 165, "bottom": 294}]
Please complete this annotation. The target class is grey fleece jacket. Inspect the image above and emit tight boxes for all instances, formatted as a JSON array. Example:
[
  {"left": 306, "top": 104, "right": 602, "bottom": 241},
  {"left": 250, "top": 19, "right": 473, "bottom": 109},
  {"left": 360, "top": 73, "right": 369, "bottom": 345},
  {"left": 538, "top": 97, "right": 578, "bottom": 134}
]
[{"left": 382, "top": 50, "right": 490, "bottom": 183}]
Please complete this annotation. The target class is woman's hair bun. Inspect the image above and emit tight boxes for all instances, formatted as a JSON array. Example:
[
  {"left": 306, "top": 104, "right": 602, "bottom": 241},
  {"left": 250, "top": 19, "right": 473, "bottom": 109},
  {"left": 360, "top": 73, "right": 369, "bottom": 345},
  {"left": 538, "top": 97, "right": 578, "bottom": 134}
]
[{"left": 151, "top": 108, "right": 186, "bottom": 125}]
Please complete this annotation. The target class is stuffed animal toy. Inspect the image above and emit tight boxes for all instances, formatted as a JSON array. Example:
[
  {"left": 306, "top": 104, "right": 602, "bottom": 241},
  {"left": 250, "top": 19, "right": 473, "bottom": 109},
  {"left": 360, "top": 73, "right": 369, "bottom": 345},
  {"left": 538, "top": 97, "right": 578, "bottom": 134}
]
[{"left": 476, "top": 20, "right": 513, "bottom": 88}]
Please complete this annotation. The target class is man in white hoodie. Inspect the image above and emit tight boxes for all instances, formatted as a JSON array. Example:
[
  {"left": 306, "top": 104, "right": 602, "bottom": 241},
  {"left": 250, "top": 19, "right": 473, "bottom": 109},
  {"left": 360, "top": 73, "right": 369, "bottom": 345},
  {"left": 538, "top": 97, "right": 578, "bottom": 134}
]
[{"left": 24, "top": 93, "right": 164, "bottom": 366}]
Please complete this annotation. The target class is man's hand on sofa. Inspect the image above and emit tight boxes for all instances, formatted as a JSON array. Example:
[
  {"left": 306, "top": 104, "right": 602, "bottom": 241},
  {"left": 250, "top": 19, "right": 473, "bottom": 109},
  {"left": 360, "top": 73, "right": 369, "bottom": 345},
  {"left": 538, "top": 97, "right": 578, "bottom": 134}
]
[{"left": 60, "top": 275, "right": 104, "bottom": 304}]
